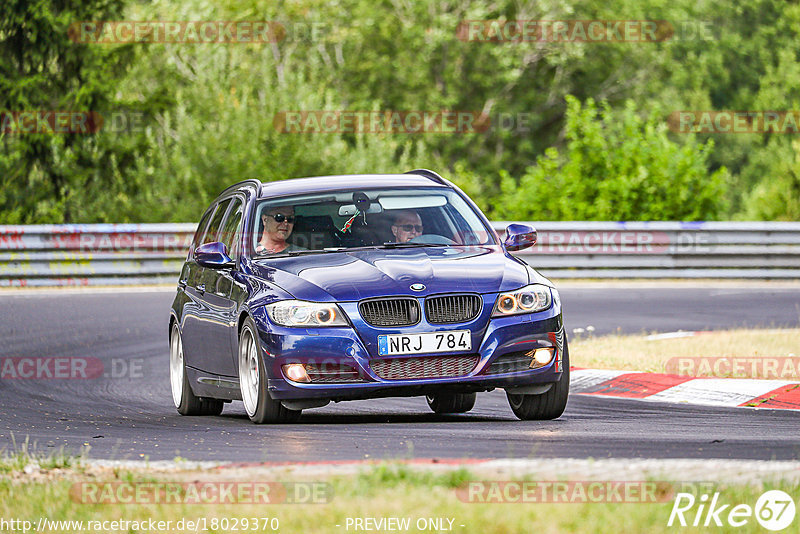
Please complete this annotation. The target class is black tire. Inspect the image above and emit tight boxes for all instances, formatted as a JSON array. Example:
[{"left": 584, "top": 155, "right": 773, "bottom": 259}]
[
  {"left": 426, "top": 392, "right": 477, "bottom": 414},
  {"left": 170, "top": 323, "right": 224, "bottom": 416},
  {"left": 238, "top": 317, "right": 302, "bottom": 424},
  {"left": 506, "top": 339, "right": 570, "bottom": 420}
]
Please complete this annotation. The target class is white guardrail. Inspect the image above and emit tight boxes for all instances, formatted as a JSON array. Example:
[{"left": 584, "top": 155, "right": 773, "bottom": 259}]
[{"left": 0, "top": 222, "right": 799, "bottom": 286}]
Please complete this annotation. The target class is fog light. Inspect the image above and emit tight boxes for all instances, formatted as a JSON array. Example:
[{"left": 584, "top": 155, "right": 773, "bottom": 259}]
[
  {"left": 532, "top": 348, "right": 554, "bottom": 366},
  {"left": 282, "top": 363, "right": 310, "bottom": 383}
]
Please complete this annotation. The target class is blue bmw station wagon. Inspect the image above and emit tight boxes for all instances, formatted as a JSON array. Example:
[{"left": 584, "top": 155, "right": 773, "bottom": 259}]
[{"left": 169, "top": 170, "right": 568, "bottom": 423}]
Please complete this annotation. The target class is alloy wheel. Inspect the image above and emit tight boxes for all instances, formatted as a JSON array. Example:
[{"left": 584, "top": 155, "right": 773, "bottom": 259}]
[{"left": 239, "top": 326, "right": 260, "bottom": 417}]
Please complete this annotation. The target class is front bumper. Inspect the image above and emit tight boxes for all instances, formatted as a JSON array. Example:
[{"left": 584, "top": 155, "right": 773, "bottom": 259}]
[{"left": 252, "top": 301, "right": 565, "bottom": 402}]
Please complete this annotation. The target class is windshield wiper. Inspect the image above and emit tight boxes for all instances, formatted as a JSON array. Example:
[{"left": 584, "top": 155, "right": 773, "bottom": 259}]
[
  {"left": 378, "top": 242, "right": 443, "bottom": 249},
  {"left": 261, "top": 244, "right": 442, "bottom": 257},
  {"left": 257, "top": 247, "right": 348, "bottom": 258},
  {"left": 284, "top": 247, "right": 350, "bottom": 256}
]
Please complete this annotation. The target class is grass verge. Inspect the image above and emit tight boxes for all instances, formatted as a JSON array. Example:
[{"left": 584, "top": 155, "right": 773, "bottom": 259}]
[
  {"left": 0, "top": 462, "right": 798, "bottom": 533},
  {"left": 570, "top": 328, "right": 800, "bottom": 378},
  {"left": 0, "top": 436, "right": 86, "bottom": 475}
]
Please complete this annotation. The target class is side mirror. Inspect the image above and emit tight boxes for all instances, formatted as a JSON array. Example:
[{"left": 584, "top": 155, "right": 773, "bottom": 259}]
[
  {"left": 195, "top": 242, "right": 234, "bottom": 269},
  {"left": 503, "top": 224, "right": 537, "bottom": 252}
]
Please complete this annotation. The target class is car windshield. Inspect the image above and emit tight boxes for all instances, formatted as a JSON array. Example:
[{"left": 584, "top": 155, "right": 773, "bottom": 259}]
[{"left": 251, "top": 187, "right": 497, "bottom": 256}]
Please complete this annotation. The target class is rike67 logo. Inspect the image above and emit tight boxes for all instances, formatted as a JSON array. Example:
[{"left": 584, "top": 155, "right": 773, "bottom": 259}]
[{"left": 668, "top": 490, "right": 796, "bottom": 531}]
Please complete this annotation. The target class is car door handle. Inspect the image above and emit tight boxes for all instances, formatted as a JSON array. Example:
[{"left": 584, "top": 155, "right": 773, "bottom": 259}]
[
  {"left": 196, "top": 284, "right": 205, "bottom": 294},
  {"left": 178, "top": 278, "right": 187, "bottom": 288}
]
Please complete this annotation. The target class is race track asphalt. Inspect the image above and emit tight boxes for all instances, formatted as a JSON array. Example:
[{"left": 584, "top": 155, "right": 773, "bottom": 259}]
[{"left": 0, "top": 286, "right": 798, "bottom": 462}]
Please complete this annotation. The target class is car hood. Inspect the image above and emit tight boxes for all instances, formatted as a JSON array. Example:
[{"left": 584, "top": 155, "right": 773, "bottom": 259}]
[{"left": 249, "top": 246, "right": 539, "bottom": 302}]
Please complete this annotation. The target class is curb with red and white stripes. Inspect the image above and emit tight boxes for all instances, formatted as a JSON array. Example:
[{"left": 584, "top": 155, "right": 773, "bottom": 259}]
[{"left": 571, "top": 368, "right": 800, "bottom": 410}]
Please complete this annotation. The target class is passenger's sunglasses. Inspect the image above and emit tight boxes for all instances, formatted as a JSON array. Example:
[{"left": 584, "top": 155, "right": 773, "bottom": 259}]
[
  {"left": 395, "top": 224, "right": 423, "bottom": 233},
  {"left": 265, "top": 213, "right": 295, "bottom": 224}
]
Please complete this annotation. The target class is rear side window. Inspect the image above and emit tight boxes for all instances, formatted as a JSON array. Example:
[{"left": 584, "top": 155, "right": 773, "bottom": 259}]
[
  {"left": 219, "top": 198, "right": 244, "bottom": 255},
  {"left": 191, "top": 208, "right": 214, "bottom": 249},
  {"left": 201, "top": 198, "right": 232, "bottom": 245}
]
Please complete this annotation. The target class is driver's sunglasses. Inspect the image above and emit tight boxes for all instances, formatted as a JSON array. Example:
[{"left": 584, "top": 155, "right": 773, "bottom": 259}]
[
  {"left": 267, "top": 213, "right": 295, "bottom": 224},
  {"left": 396, "top": 224, "right": 423, "bottom": 233}
]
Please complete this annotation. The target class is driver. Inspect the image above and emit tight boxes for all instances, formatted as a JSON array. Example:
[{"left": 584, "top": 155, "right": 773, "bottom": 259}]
[
  {"left": 256, "top": 206, "right": 305, "bottom": 254},
  {"left": 390, "top": 210, "right": 423, "bottom": 243}
]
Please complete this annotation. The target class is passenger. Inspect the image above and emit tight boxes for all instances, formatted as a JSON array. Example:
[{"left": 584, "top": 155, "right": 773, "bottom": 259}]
[
  {"left": 390, "top": 210, "right": 423, "bottom": 243},
  {"left": 256, "top": 206, "right": 303, "bottom": 254}
]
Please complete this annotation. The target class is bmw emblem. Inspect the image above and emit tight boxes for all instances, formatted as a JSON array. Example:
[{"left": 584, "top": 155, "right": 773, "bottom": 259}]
[{"left": 410, "top": 283, "right": 426, "bottom": 292}]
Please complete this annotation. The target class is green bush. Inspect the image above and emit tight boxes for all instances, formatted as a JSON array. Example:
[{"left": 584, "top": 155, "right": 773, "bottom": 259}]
[
  {"left": 741, "top": 139, "right": 800, "bottom": 220},
  {"left": 492, "top": 96, "right": 729, "bottom": 221}
]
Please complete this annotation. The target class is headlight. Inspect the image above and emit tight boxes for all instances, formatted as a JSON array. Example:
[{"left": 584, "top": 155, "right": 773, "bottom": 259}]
[
  {"left": 492, "top": 284, "right": 552, "bottom": 317},
  {"left": 266, "top": 300, "right": 348, "bottom": 327}
]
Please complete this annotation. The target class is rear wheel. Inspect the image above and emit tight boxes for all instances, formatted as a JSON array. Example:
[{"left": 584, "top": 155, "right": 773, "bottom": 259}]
[
  {"left": 506, "top": 340, "right": 570, "bottom": 420},
  {"left": 238, "top": 317, "right": 301, "bottom": 424},
  {"left": 169, "top": 323, "right": 223, "bottom": 416},
  {"left": 426, "top": 392, "right": 476, "bottom": 414}
]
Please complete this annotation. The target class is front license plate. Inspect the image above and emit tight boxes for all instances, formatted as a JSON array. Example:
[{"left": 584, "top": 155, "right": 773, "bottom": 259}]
[{"left": 378, "top": 330, "right": 471, "bottom": 356}]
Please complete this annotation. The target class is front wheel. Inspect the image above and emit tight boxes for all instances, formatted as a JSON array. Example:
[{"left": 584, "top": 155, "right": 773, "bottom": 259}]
[
  {"left": 506, "top": 339, "right": 570, "bottom": 420},
  {"left": 426, "top": 392, "right": 476, "bottom": 414},
  {"left": 238, "top": 317, "right": 301, "bottom": 424},
  {"left": 170, "top": 323, "right": 223, "bottom": 416}
]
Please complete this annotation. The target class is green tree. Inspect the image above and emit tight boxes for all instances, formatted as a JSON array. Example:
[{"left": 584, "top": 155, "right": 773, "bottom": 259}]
[
  {"left": 0, "top": 0, "right": 135, "bottom": 223},
  {"left": 97, "top": 0, "right": 435, "bottom": 222},
  {"left": 3, "top": 0, "right": 799, "bottom": 223}
]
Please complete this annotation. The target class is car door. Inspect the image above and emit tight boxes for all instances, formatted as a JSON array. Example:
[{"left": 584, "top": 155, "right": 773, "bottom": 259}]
[
  {"left": 177, "top": 205, "right": 213, "bottom": 368},
  {"left": 181, "top": 198, "right": 232, "bottom": 375},
  {"left": 194, "top": 196, "right": 244, "bottom": 376},
  {"left": 176, "top": 204, "right": 213, "bottom": 321}
]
